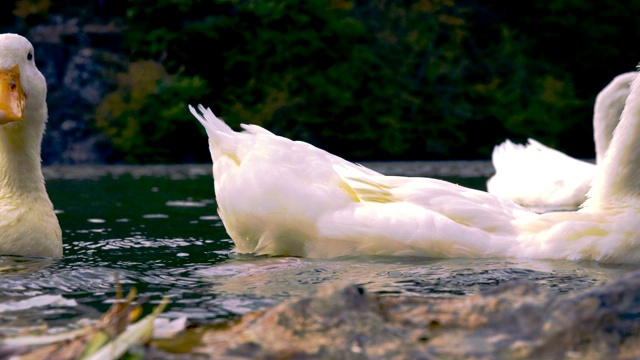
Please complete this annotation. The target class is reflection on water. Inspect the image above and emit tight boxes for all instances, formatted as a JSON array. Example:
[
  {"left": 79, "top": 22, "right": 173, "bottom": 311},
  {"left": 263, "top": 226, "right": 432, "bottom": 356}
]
[
  {"left": 0, "top": 164, "right": 637, "bottom": 338},
  {"left": 200, "top": 256, "right": 634, "bottom": 312}
]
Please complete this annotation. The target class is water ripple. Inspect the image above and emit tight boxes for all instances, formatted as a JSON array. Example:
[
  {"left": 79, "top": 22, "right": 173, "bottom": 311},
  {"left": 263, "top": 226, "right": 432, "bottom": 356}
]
[{"left": 3, "top": 167, "right": 638, "bottom": 339}]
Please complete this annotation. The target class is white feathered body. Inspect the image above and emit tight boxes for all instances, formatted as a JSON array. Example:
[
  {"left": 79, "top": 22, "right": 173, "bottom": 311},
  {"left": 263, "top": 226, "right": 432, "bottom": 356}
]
[
  {"left": 192, "top": 106, "right": 533, "bottom": 258},
  {"left": 192, "top": 68, "right": 640, "bottom": 263},
  {"left": 192, "top": 102, "right": 640, "bottom": 263},
  {"left": 487, "top": 72, "right": 637, "bottom": 210},
  {"left": 512, "top": 207, "right": 640, "bottom": 263},
  {"left": 486, "top": 139, "right": 596, "bottom": 210}
]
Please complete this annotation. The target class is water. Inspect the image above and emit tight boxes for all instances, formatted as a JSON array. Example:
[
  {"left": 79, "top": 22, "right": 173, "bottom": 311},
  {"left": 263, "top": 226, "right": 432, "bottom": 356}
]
[{"left": 0, "top": 164, "right": 637, "bottom": 338}]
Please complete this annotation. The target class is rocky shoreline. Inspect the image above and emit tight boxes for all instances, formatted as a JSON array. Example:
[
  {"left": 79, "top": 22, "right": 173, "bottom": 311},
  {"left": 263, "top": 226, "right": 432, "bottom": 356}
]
[
  {"left": 175, "top": 270, "right": 640, "bottom": 359},
  {"left": 40, "top": 160, "right": 497, "bottom": 180}
]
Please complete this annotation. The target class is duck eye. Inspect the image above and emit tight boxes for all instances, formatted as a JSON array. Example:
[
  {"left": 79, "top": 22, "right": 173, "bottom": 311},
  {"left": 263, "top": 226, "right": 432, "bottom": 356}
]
[{"left": 27, "top": 52, "right": 32, "bottom": 61}]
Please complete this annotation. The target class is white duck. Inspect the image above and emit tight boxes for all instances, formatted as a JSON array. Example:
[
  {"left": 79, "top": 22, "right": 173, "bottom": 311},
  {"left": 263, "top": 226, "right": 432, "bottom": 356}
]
[
  {"left": 486, "top": 71, "right": 637, "bottom": 210},
  {"left": 191, "top": 68, "right": 640, "bottom": 263},
  {"left": 0, "top": 34, "right": 62, "bottom": 258}
]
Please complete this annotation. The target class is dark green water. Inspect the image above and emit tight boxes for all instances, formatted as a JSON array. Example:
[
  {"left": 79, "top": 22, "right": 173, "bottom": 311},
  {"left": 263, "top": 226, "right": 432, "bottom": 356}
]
[{"left": 0, "top": 164, "right": 637, "bottom": 337}]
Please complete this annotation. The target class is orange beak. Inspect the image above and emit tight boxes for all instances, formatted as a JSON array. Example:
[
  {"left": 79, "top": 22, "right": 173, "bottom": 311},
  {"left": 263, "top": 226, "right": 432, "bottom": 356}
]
[{"left": 0, "top": 65, "right": 24, "bottom": 125}]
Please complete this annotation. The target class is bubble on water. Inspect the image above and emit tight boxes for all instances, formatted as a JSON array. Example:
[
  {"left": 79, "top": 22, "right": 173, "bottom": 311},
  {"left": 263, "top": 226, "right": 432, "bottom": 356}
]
[
  {"left": 0, "top": 295, "right": 77, "bottom": 313},
  {"left": 165, "top": 200, "right": 207, "bottom": 208},
  {"left": 142, "top": 214, "right": 169, "bottom": 219},
  {"left": 87, "top": 218, "right": 106, "bottom": 223},
  {"left": 199, "top": 215, "right": 220, "bottom": 221}
]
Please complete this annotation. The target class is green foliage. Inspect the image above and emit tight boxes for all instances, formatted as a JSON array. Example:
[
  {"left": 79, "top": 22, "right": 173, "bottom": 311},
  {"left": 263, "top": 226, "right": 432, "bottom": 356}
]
[
  {"left": 91, "top": 0, "right": 640, "bottom": 163},
  {"left": 96, "top": 61, "right": 210, "bottom": 163}
]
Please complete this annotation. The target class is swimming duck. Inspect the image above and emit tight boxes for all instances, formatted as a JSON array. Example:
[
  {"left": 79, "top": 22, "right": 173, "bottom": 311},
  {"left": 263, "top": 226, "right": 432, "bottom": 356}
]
[
  {"left": 486, "top": 71, "right": 637, "bottom": 210},
  {"left": 0, "top": 34, "right": 62, "bottom": 258},
  {"left": 191, "top": 68, "right": 640, "bottom": 263}
]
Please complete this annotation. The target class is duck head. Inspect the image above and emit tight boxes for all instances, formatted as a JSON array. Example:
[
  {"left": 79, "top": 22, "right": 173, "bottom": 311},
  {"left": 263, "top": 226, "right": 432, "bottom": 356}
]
[{"left": 0, "top": 33, "right": 46, "bottom": 132}]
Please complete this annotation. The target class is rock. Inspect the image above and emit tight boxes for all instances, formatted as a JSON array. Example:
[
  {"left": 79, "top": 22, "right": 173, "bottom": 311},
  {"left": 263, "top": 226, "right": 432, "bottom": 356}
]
[
  {"left": 63, "top": 48, "right": 114, "bottom": 106},
  {"left": 26, "top": 16, "right": 127, "bottom": 164},
  {"left": 195, "top": 271, "right": 640, "bottom": 359}
]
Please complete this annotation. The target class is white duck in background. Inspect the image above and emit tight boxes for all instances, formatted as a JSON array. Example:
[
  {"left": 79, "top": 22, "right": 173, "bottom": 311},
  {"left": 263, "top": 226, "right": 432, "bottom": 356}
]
[
  {"left": 192, "top": 67, "right": 640, "bottom": 263},
  {"left": 0, "top": 34, "right": 62, "bottom": 258},
  {"left": 486, "top": 71, "right": 637, "bottom": 210},
  {"left": 593, "top": 72, "right": 638, "bottom": 163}
]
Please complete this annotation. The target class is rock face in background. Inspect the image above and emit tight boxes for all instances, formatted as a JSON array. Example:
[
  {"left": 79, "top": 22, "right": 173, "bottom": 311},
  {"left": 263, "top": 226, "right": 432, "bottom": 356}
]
[{"left": 26, "top": 16, "right": 127, "bottom": 164}]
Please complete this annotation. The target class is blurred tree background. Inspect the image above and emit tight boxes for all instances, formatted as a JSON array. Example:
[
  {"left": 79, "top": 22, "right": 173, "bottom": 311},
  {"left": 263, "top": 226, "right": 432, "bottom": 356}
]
[{"left": 1, "top": 0, "right": 639, "bottom": 164}]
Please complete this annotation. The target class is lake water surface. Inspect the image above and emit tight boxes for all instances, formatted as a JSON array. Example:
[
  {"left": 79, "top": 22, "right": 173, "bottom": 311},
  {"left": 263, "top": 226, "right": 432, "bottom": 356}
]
[{"left": 0, "top": 163, "right": 637, "bottom": 338}]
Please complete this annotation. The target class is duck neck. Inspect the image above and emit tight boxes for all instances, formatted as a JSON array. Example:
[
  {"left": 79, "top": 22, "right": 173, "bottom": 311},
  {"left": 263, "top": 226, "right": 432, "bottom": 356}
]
[
  {"left": 587, "top": 71, "right": 640, "bottom": 208},
  {"left": 593, "top": 72, "right": 635, "bottom": 164},
  {"left": 0, "top": 118, "right": 46, "bottom": 199}
]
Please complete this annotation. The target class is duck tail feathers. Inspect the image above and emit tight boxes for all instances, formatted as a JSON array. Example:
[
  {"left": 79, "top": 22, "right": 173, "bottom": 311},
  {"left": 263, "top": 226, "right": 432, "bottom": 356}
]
[
  {"left": 490, "top": 139, "right": 525, "bottom": 170},
  {"left": 189, "top": 104, "right": 242, "bottom": 159},
  {"left": 189, "top": 104, "right": 235, "bottom": 139}
]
